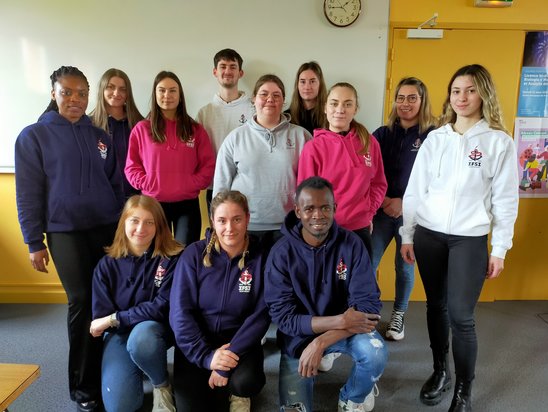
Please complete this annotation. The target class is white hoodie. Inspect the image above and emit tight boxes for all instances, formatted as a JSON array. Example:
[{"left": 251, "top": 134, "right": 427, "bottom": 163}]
[{"left": 400, "top": 120, "right": 518, "bottom": 258}]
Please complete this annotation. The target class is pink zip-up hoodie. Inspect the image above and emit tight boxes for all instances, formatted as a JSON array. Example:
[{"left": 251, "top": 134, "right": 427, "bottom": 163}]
[{"left": 297, "top": 128, "right": 387, "bottom": 230}]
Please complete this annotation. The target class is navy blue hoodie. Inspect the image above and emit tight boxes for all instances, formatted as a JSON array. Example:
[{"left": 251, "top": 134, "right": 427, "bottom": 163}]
[
  {"left": 265, "top": 211, "right": 381, "bottom": 358},
  {"left": 107, "top": 116, "right": 139, "bottom": 198},
  {"left": 15, "top": 111, "right": 125, "bottom": 252},
  {"left": 373, "top": 122, "right": 433, "bottom": 199},
  {"left": 169, "top": 231, "right": 270, "bottom": 377},
  {"left": 92, "top": 248, "right": 180, "bottom": 332}
]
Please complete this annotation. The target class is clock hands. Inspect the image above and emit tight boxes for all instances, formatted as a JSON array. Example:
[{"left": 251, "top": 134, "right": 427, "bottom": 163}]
[{"left": 328, "top": 0, "right": 351, "bottom": 12}]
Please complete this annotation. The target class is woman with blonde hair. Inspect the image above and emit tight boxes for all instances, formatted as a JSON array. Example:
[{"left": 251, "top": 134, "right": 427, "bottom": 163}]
[
  {"left": 170, "top": 190, "right": 270, "bottom": 412},
  {"left": 298, "top": 82, "right": 387, "bottom": 257},
  {"left": 90, "top": 68, "right": 144, "bottom": 197},
  {"left": 285, "top": 61, "right": 328, "bottom": 134},
  {"left": 401, "top": 64, "right": 518, "bottom": 411},
  {"left": 91, "top": 194, "right": 183, "bottom": 412},
  {"left": 371, "top": 77, "right": 436, "bottom": 342}
]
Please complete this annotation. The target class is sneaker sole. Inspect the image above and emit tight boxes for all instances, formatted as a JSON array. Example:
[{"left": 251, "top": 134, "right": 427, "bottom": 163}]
[{"left": 385, "top": 330, "right": 404, "bottom": 340}]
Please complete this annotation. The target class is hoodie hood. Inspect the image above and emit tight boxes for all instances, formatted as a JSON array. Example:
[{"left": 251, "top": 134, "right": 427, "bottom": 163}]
[
  {"left": 38, "top": 110, "right": 93, "bottom": 126},
  {"left": 248, "top": 113, "right": 291, "bottom": 152}
]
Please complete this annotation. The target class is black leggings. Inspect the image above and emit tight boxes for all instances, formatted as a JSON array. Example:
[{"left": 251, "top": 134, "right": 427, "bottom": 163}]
[
  {"left": 413, "top": 225, "right": 488, "bottom": 381},
  {"left": 47, "top": 223, "right": 116, "bottom": 403},
  {"left": 160, "top": 197, "right": 201, "bottom": 246},
  {"left": 353, "top": 226, "right": 373, "bottom": 259},
  {"left": 173, "top": 345, "right": 265, "bottom": 412}
]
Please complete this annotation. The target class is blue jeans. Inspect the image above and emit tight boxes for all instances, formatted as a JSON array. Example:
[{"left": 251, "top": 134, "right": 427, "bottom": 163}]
[
  {"left": 371, "top": 210, "right": 415, "bottom": 311},
  {"left": 278, "top": 331, "right": 388, "bottom": 411},
  {"left": 101, "top": 321, "right": 172, "bottom": 412}
]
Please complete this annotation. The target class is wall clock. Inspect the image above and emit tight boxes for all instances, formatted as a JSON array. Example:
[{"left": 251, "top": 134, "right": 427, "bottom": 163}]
[{"left": 324, "top": 0, "right": 362, "bottom": 27}]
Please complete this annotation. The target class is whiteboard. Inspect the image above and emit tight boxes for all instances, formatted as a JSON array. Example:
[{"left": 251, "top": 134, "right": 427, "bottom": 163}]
[{"left": 0, "top": 0, "right": 389, "bottom": 172}]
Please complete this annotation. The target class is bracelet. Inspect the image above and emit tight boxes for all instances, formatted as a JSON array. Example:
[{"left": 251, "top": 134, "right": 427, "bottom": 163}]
[{"left": 109, "top": 313, "right": 120, "bottom": 328}]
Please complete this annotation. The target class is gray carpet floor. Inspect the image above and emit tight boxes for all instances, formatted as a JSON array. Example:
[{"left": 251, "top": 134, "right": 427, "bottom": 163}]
[{"left": 1, "top": 301, "right": 547, "bottom": 411}]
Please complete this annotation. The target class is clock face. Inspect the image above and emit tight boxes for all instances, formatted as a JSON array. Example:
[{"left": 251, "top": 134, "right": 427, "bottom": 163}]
[{"left": 324, "top": 0, "right": 362, "bottom": 27}]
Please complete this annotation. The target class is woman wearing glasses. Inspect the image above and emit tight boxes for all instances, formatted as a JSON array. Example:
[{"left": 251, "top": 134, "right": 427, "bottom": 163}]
[
  {"left": 213, "top": 74, "right": 311, "bottom": 251},
  {"left": 15, "top": 66, "right": 125, "bottom": 412},
  {"left": 370, "top": 77, "right": 436, "bottom": 342}
]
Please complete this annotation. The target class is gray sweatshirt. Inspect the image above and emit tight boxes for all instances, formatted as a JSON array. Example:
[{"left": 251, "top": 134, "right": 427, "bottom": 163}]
[{"left": 213, "top": 114, "right": 311, "bottom": 231}]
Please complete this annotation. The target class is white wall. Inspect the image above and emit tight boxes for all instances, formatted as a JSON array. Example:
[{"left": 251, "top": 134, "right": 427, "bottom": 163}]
[{"left": 0, "top": 0, "right": 389, "bottom": 171}]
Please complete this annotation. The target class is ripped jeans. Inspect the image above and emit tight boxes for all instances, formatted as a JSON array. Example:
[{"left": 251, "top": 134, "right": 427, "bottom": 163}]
[{"left": 278, "top": 331, "right": 388, "bottom": 412}]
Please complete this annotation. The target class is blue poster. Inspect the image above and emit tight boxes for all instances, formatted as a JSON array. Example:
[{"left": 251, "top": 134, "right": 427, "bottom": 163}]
[{"left": 517, "top": 32, "right": 548, "bottom": 117}]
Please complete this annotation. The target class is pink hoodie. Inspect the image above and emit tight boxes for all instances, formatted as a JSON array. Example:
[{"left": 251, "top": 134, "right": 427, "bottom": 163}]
[
  {"left": 297, "top": 128, "right": 387, "bottom": 230},
  {"left": 125, "top": 119, "right": 215, "bottom": 202}
]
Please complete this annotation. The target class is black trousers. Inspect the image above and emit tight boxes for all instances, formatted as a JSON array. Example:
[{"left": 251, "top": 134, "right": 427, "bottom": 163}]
[
  {"left": 413, "top": 225, "right": 488, "bottom": 381},
  {"left": 47, "top": 223, "right": 116, "bottom": 403},
  {"left": 353, "top": 226, "right": 373, "bottom": 259},
  {"left": 173, "top": 345, "right": 265, "bottom": 412},
  {"left": 160, "top": 197, "right": 201, "bottom": 246}
]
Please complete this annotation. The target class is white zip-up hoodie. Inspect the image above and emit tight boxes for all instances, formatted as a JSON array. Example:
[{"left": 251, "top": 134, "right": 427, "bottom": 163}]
[{"left": 400, "top": 120, "right": 518, "bottom": 258}]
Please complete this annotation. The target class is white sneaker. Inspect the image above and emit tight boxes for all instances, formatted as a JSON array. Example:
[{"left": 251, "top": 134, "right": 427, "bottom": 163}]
[
  {"left": 152, "top": 385, "right": 176, "bottom": 412},
  {"left": 318, "top": 352, "right": 342, "bottom": 372},
  {"left": 363, "top": 384, "right": 379, "bottom": 411},
  {"left": 385, "top": 310, "right": 405, "bottom": 341},
  {"left": 338, "top": 398, "right": 366, "bottom": 412},
  {"left": 338, "top": 385, "right": 378, "bottom": 412},
  {"left": 229, "top": 395, "right": 251, "bottom": 412}
]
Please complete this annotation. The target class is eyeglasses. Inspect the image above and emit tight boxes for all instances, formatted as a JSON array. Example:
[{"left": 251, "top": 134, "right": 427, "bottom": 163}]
[
  {"left": 395, "top": 94, "right": 419, "bottom": 104},
  {"left": 256, "top": 92, "right": 283, "bottom": 102},
  {"left": 59, "top": 89, "right": 89, "bottom": 98}
]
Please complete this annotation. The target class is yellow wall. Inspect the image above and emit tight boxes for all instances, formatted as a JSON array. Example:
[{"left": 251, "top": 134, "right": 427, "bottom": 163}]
[{"left": 376, "top": 0, "right": 548, "bottom": 302}]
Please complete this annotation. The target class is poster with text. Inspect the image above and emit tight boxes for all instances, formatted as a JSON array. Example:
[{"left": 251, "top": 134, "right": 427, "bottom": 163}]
[
  {"left": 517, "top": 32, "right": 548, "bottom": 117},
  {"left": 515, "top": 117, "right": 548, "bottom": 197}
]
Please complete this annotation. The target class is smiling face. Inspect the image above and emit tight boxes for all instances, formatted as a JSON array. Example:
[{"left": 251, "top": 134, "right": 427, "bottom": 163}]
[
  {"left": 325, "top": 86, "right": 358, "bottom": 133},
  {"left": 51, "top": 75, "right": 89, "bottom": 123},
  {"left": 213, "top": 58, "right": 243, "bottom": 89},
  {"left": 212, "top": 201, "right": 250, "bottom": 257},
  {"left": 254, "top": 81, "right": 284, "bottom": 121},
  {"left": 295, "top": 187, "right": 336, "bottom": 247},
  {"left": 298, "top": 69, "right": 320, "bottom": 106},
  {"left": 124, "top": 206, "right": 156, "bottom": 256},
  {"left": 450, "top": 75, "right": 482, "bottom": 121},
  {"left": 103, "top": 76, "right": 127, "bottom": 109},
  {"left": 155, "top": 77, "right": 180, "bottom": 118},
  {"left": 395, "top": 84, "right": 421, "bottom": 127}
]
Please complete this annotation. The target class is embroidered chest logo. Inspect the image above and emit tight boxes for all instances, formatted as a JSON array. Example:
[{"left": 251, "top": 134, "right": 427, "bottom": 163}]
[
  {"left": 239, "top": 114, "right": 247, "bottom": 124},
  {"left": 286, "top": 137, "right": 295, "bottom": 149},
  {"left": 411, "top": 138, "right": 422, "bottom": 151},
  {"left": 186, "top": 137, "right": 196, "bottom": 148},
  {"left": 363, "top": 152, "right": 372, "bottom": 167},
  {"left": 238, "top": 268, "right": 253, "bottom": 293},
  {"left": 154, "top": 264, "right": 166, "bottom": 287},
  {"left": 336, "top": 258, "right": 348, "bottom": 280},
  {"left": 468, "top": 146, "right": 483, "bottom": 168},
  {"left": 97, "top": 139, "right": 108, "bottom": 159}
]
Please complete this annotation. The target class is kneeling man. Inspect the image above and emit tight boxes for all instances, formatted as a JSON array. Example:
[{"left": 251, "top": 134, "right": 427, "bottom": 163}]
[{"left": 265, "top": 176, "right": 387, "bottom": 412}]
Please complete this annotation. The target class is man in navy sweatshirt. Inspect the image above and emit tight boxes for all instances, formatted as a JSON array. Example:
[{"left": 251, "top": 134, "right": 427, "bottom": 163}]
[{"left": 265, "top": 176, "right": 387, "bottom": 412}]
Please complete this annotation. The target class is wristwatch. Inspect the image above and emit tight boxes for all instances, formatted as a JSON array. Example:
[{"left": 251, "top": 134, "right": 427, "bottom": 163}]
[{"left": 109, "top": 313, "right": 120, "bottom": 328}]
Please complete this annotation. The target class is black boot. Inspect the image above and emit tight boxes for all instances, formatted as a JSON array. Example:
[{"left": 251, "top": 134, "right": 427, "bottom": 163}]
[
  {"left": 448, "top": 379, "right": 472, "bottom": 412},
  {"left": 420, "top": 352, "right": 452, "bottom": 405}
]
